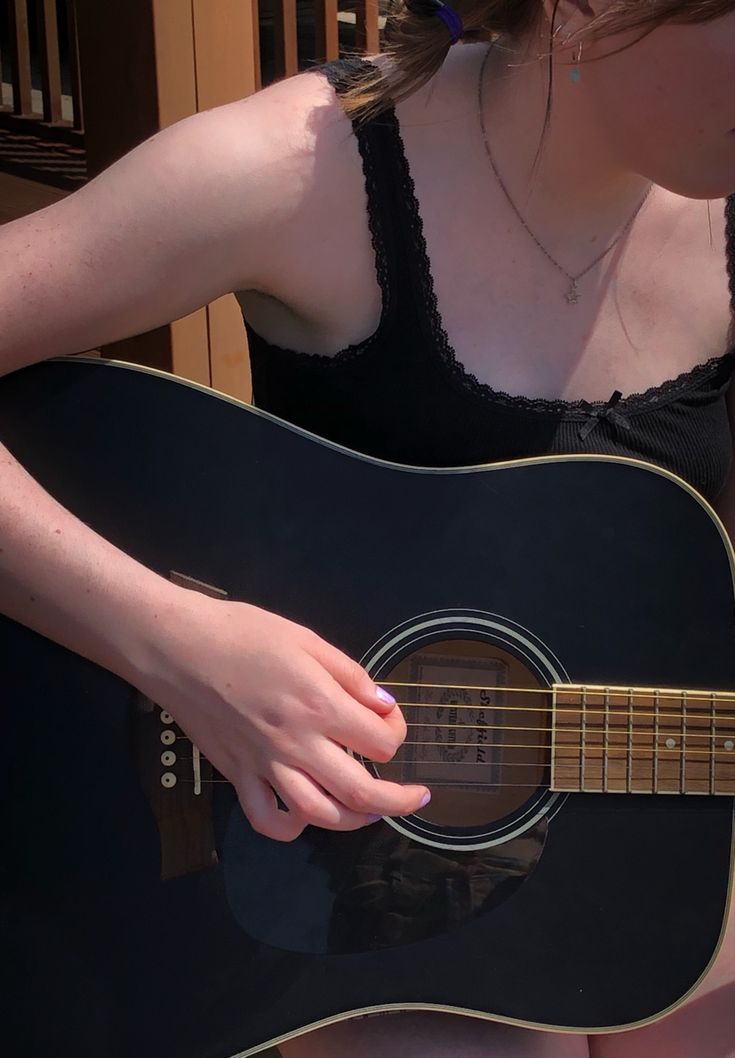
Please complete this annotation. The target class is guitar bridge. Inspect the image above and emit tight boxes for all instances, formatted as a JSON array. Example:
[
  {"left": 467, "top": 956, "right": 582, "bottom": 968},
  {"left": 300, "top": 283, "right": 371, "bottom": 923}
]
[{"left": 132, "top": 571, "right": 228, "bottom": 880}]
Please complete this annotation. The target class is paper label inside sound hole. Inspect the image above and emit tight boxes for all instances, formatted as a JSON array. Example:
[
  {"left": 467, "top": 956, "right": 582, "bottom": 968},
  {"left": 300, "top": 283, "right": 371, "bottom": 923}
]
[{"left": 400, "top": 653, "right": 508, "bottom": 790}]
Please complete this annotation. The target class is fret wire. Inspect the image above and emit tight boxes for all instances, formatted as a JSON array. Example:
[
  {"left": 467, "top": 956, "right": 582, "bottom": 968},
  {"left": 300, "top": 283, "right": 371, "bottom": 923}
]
[
  {"left": 603, "top": 687, "right": 610, "bottom": 794},
  {"left": 551, "top": 686, "right": 558, "bottom": 792},
  {"left": 654, "top": 689, "right": 660, "bottom": 795},
  {"left": 192, "top": 744, "right": 202, "bottom": 797},
  {"left": 581, "top": 686, "right": 587, "bottom": 793},
  {"left": 710, "top": 691, "right": 717, "bottom": 796},
  {"left": 626, "top": 688, "right": 633, "bottom": 795},
  {"left": 681, "top": 690, "right": 688, "bottom": 794}
]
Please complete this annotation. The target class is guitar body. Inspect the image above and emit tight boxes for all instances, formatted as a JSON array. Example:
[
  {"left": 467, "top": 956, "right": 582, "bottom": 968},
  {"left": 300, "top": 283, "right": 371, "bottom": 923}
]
[{"left": 1, "top": 358, "right": 733, "bottom": 1058}]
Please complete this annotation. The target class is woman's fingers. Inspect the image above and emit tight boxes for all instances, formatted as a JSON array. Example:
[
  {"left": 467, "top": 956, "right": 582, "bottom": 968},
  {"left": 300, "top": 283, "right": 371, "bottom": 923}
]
[
  {"left": 235, "top": 772, "right": 306, "bottom": 842},
  {"left": 313, "top": 740, "right": 430, "bottom": 819},
  {"left": 237, "top": 763, "right": 398, "bottom": 837},
  {"left": 269, "top": 761, "right": 381, "bottom": 831},
  {"left": 257, "top": 751, "right": 429, "bottom": 834},
  {"left": 322, "top": 692, "right": 407, "bottom": 763},
  {"left": 306, "top": 636, "right": 399, "bottom": 718},
  {"left": 300, "top": 657, "right": 408, "bottom": 761}
]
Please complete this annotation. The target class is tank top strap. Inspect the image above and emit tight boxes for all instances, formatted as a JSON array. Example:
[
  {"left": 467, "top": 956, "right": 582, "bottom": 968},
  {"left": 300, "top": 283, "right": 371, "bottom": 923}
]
[{"left": 317, "top": 58, "right": 437, "bottom": 348}]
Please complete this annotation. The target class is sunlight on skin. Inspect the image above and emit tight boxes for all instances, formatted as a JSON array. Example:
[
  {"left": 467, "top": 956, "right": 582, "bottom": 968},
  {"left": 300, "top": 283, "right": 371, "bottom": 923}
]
[
  {"left": 279, "top": 1011, "right": 592, "bottom": 1058},
  {"left": 591, "top": 904, "right": 735, "bottom": 1058}
]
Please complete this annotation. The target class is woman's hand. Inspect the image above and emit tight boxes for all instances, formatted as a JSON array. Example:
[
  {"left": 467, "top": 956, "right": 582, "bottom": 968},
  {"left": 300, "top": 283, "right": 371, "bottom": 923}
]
[
  {"left": 1, "top": 450, "right": 428, "bottom": 842},
  {"left": 138, "top": 590, "right": 431, "bottom": 841}
]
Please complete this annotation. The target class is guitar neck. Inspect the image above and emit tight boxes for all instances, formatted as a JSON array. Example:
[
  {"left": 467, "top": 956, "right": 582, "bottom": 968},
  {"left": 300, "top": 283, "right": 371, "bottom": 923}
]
[{"left": 551, "top": 684, "right": 735, "bottom": 795}]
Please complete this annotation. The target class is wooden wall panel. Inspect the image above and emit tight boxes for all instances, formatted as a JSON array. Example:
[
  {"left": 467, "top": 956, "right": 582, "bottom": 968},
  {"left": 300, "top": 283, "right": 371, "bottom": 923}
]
[
  {"left": 190, "top": 0, "right": 255, "bottom": 399},
  {"left": 208, "top": 296, "right": 252, "bottom": 403},
  {"left": 74, "top": 1, "right": 258, "bottom": 394},
  {"left": 191, "top": 0, "right": 258, "bottom": 109}
]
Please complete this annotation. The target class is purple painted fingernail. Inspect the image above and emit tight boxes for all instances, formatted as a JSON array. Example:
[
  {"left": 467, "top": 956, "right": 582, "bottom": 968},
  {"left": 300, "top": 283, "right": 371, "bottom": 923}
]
[
  {"left": 366, "top": 814, "right": 383, "bottom": 824},
  {"left": 376, "top": 686, "right": 396, "bottom": 706},
  {"left": 420, "top": 792, "right": 432, "bottom": 808}
]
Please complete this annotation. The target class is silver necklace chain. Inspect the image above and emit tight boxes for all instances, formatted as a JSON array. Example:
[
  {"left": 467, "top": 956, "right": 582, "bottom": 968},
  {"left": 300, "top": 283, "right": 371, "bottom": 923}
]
[{"left": 477, "top": 43, "right": 654, "bottom": 304}]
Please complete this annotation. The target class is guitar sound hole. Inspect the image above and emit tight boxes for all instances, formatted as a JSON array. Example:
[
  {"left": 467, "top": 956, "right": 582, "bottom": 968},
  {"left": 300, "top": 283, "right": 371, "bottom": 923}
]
[{"left": 373, "top": 639, "right": 551, "bottom": 829}]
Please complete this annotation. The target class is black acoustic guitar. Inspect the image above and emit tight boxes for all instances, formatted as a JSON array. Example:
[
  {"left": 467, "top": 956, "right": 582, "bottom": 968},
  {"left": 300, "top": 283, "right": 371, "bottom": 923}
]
[{"left": 2, "top": 358, "right": 733, "bottom": 1058}]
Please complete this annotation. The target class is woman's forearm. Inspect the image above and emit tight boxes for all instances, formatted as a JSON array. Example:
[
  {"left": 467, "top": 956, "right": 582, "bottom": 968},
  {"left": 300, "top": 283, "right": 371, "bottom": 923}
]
[
  {"left": 0, "top": 439, "right": 180, "bottom": 687},
  {"left": 0, "top": 442, "right": 430, "bottom": 834}
]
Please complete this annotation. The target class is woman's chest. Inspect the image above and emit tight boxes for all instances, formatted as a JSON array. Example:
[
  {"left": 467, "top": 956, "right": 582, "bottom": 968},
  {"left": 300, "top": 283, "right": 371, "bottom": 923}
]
[
  {"left": 248, "top": 188, "right": 733, "bottom": 410},
  {"left": 417, "top": 190, "right": 734, "bottom": 404}
]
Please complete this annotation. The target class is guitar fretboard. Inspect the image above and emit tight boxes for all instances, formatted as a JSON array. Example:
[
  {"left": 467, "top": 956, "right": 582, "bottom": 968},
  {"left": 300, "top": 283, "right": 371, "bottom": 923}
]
[{"left": 551, "top": 685, "right": 735, "bottom": 795}]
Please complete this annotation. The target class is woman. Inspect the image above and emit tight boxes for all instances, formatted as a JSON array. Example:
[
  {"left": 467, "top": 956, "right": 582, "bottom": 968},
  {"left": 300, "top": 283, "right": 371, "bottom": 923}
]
[{"left": 1, "top": 0, "right": 733, "bottom": 1055}]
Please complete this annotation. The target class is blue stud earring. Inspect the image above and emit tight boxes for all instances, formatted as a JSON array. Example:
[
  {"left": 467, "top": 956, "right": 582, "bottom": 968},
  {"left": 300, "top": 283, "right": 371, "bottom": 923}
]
[{"left": 571, "top": 42, "right": 583, "bottom": 83}]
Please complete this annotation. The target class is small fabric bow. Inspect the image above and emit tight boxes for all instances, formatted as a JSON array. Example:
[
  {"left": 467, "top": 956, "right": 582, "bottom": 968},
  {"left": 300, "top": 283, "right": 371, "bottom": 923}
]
[{"left": 578, "top": 390, "right": 632, "bottom": 441}]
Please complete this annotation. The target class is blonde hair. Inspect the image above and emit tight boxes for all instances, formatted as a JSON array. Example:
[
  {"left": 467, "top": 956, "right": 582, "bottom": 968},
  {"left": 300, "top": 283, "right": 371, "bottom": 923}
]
[{"left": 340, "top": 0, "right": 735, "bottom": 124}]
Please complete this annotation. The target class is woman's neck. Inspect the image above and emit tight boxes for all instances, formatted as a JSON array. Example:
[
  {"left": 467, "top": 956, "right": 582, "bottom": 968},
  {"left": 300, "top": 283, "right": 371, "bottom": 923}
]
[{"left": 477, "top": 34, "right": 655, "bottom": 267}]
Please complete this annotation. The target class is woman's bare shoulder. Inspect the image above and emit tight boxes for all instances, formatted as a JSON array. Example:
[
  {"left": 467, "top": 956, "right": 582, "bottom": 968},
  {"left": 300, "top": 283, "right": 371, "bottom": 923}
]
[
  {"left": 0, "top": 66, "right": 364, "bottom": 373},
  {"left": 218, "top": 65, "right": 377, "bottom": 288}
]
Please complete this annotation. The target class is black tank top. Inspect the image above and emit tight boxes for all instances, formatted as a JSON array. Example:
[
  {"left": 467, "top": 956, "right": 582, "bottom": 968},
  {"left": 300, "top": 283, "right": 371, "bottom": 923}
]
[{"left": 244, "top": 58, "right": 735, "bottom": 504}]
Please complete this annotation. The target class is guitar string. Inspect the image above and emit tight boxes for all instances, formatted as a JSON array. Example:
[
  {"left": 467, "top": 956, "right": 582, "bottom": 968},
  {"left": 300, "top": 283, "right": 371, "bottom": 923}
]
[
  {"left": 176, "top": 779, "right": 734, "bottom": 791},
  {"left": 167, "top": 715, "right": 735, "bottom": 740},
  {"left": 401, "top": 720, "right": 732, "bottom": 739},
  {"left": 163, "top": 696, "right": 735, "bottom": 724},
  {"left": 173, "top": 741, "right": 734, "bottom": 762},
  {"left": 155, "top": 691, "right": 735, "bottom": 727},
  {"left": 380, "top": 680, "right": 735, "bottom": 699},
  {"left": 397, "top": 710, "right": 735, "bottom": 736},
  {"left": 379, "top": 681, "right": 735, "bottom": 712},
  {"left": 178, "top": 778, "right": 554, "bottom": 789},
  {"left": 170, "top": 735, "right": 735, "bottom": 758},
  {"left": 172, "top": 761, "right": 734, "bottom": 791},
  {"left": 373, "top": 699, "right": 735, "bottom": 723},
  {"left": 362, "top": 739, "right": 735, "bottom": 755},
  {"left": 172, "top": 716, "right": 735, "bottom": 740},
  {"left": 174, "top": 760, "right": 732, "bottom": 778},
  {"left": 164, "top": 684, "right": 735, "bottom": 776},
  {"left": 177, "top": 755, "right": 549, "bottom": 769}
]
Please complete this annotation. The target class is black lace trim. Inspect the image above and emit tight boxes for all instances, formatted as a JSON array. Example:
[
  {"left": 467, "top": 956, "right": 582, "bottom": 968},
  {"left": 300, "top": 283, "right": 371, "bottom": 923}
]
[
  {"left": 389, "top": 126, "right": 735, "bottom": 417},
  {"left": 726, "top": 193, "right": 735, "bottom": 319}
]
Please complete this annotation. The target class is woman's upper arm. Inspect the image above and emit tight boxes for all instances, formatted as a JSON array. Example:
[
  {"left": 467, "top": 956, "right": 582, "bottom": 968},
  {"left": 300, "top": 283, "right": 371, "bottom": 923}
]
[{"left": 0, "top": 69, "right": 338, "bottom": 377}]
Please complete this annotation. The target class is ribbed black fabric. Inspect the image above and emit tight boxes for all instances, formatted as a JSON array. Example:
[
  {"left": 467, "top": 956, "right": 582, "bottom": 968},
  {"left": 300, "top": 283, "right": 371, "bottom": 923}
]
[{"left": 244, "top": 58, "right": 735, "bottom": 502}]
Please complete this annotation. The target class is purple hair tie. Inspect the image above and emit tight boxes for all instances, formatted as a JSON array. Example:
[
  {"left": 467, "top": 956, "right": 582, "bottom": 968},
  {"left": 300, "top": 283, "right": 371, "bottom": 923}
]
[
  {"left": 433, "top": 1, "right": 463, "bottom": 43},
  {"left": 408, "top": 0, "right": 464, "bottom": 44}
]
